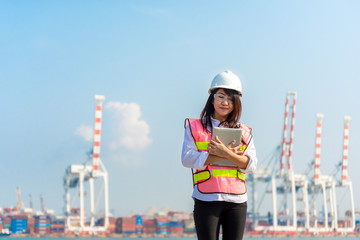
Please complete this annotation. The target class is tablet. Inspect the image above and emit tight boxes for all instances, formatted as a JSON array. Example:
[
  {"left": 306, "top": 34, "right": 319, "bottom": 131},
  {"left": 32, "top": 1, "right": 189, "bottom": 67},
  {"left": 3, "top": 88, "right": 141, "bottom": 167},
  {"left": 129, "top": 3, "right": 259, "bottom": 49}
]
[{"left": 211, "top": 127, "right": 242, "bottom": 167}]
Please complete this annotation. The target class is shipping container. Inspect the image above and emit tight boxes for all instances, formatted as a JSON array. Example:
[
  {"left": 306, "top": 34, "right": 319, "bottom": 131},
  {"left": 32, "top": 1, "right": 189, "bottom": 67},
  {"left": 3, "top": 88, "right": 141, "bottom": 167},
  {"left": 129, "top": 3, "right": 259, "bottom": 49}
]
[
  {"left": 51, "top": 220, "right": 65, "bottom": 224},
  {"left": 170, "top": 220, "right": 184, "bottom": 236},
  {"left": 136, "top": 227, "right": 143, "bottom": 234},
  {"left": 34, "top": 216, "right": 51, "bottom": 236},
  {"left": 108, "top": 223, "right": 116, "bottom": 233},
  {"left": 170, "top": 221, "right": 184, "bottom": 228},
  {"left": 28, "top": 217, "right": 35, "bottom": 224},
  {"left": 170, "top": 226, "right": 184, "bottom": 235},
  {"left": 115, "top": 217, "right": 137, "bottom": 233},
  {"left": 142, "top": 218, "right": 156, "bottom": 233},
  {"left": 11, "top": 214, "right": 28, "bottom": 219},
  {"left": 27, "top": 224, "right": 35, "bottom": 234},
  {"left": 34, "top": 226, "right": 51, "bottom": 234},
  {"left": 35, "top": 219, "right": 51, "bottom": 223},
  {"left": 35, "top": 216, "right": 51, "bottom": 220},
  {"left": 35, "top": 222, "right": 50, "bottom": 228},
  {"left": 51, "top": 228, "right": 65, "bottom": 231},
  {"left": 95, "top": 217, "right": 116, "bottom": 226},
  {"left": 183, "top": 219, "right": 195, "bottom": 233},
  {"left": 157, "top": 230, "right": 170, "bottom": 235},
  {"left": 3, "top": 223, "right": 11, "bottom": 229},
  {"left": 3, "top": 217, "right": 11, "bottom": 224},
  {"left": 51, "top": 223, "right": 64, "bottom": 228},
  {"left": 11, "top": 219, "right": 27, "bottom": 234},
  {"left": 131, "top": 215, "right": 143, "bottom": 234},
  {"left": 135, "top": 216, "right": 143, "bottom": 225},
  {"left": 143, "top": 227, "right": 156, "bottom": 234},
  {"left": 156, "top": 217, "right": 170, "bottom": 235}
]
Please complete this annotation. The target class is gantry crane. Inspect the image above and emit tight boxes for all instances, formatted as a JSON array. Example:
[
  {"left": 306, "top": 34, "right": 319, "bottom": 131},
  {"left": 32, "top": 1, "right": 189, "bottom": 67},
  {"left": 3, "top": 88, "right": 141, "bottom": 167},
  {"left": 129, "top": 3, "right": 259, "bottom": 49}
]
[
  {"left": 270, "top": 91, "right": 299, "bottom": 231},
  {"left": 249, "top": 91, "right": 309, "bottom": 232},
  {"left": 249, "top": 91, "right": 356, "bottom": 234},
  {"left": 308, "top": 114, "right": 338, "bottom": 232},
  {"left": 16, "top": 187, "right": 25, "bottom": 212},
  {"left": 334, "top": 116, "right": 355, "bottom": 233},
  {"left": 64, "top": 95, "right": 109, "bottom": 234}
]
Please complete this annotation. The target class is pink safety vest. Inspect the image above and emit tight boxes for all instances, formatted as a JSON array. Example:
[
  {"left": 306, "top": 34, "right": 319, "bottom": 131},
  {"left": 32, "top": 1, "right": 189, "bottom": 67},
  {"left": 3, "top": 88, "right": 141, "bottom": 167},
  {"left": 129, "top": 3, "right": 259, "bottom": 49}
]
[{"left": 185, "top": 118, "right": 252, "bottom": 195}]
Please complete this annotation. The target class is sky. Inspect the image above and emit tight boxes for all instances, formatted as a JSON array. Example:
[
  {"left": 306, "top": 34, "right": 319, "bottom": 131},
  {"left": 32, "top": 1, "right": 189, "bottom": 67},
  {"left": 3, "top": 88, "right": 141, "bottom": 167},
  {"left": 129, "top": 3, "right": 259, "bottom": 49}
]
[{"left": 1, "top": 1, "right": 359, "bottom": 218}]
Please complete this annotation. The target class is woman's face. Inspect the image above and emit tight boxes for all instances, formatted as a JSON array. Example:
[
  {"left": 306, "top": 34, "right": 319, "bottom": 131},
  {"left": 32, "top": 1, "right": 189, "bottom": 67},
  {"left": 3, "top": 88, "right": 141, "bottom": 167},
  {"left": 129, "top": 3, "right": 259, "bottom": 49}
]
[{"left": 212, "top": 89, "right": 234, "bottom": 121}]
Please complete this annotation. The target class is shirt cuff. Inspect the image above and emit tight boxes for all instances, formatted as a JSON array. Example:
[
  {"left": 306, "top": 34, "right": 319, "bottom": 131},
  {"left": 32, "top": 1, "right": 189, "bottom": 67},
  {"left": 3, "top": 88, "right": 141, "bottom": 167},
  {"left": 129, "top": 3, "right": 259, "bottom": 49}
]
[
  {"left": 239, "top": 154, "right": 253, "bottom": 173},
  {"left": 198, "top": 152, "right": 209, "bottom": 170}
]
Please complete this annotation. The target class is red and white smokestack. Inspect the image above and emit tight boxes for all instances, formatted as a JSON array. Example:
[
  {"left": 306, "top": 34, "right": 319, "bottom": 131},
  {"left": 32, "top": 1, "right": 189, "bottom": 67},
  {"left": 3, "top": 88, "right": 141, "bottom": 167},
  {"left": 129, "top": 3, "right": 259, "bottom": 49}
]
[
  {"left": 92, "top": 95, "right": 105, "bottom": 174},
  {"left": 287, "top": 91, "right": 297, "bottom": 171},
  {"left": 314, "top": 113, "right": 324, "bottom": 184},
  {"left": 341, "top": 116, "right": 351, "bottom": 184},
  {"left": 280, "top": 94, "right": 290, "bottom": 174}
]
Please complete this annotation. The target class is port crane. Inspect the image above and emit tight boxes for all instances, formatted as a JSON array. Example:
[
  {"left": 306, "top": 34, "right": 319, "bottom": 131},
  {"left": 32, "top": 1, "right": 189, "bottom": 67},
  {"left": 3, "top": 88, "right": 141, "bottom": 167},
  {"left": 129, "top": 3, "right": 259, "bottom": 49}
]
[
  {"left": 248, "top": 91, "right": 355, "bottom": 234},
  {"left": 334, "top": 116, "right": 355, "bottom": 232},
  {"left": 308, "top": 113, "right": 338, "bottom": 232},
  {"left": 249, "top": 91, "right": 304, "bottom": 232},
  {"left": 64, "top": 95, "right": 109, "bottom": 234},
  {"left": 29, "top": 194, "right": 33, "bottom": 212},
  {"left": 16, "top": 187, "right": 25, "bottom": 212}
]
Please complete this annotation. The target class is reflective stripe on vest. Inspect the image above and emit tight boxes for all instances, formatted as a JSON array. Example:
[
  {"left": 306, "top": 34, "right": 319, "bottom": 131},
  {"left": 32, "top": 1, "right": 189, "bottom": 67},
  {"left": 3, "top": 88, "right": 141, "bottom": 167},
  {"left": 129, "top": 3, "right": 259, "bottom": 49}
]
[
  {"left": 185, "top": 118, "right": 252, "bottom": 195},
  {"left": 193, "top": 169, "right": 246, "bottom": 185},
  {"left": 196, "top": 142, "right": 246, "bottom": 152},
  {"left": 195, "top": 142, "right": 209, "bottom": 151},
  {"left": 193, "top": 171, "right": 210, "bottom": 184}
]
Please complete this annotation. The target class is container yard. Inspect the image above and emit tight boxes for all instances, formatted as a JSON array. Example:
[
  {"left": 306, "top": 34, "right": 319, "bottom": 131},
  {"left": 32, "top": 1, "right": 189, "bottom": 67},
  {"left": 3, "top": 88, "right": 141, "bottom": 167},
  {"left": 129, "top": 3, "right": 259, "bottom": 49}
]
[
  {"left": 1, "top": 93, "right": 359, "bottom": 238},
  {"left": 0, "top": 208, "right": 196, "bottom": 238}
]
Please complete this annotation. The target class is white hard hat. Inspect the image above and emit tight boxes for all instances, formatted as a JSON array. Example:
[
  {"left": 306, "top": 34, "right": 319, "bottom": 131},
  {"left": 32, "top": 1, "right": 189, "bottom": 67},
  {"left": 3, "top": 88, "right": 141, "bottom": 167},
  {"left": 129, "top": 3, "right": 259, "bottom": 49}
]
[{"left": 208, "top": 70, "right": 242, "bottom": 96}]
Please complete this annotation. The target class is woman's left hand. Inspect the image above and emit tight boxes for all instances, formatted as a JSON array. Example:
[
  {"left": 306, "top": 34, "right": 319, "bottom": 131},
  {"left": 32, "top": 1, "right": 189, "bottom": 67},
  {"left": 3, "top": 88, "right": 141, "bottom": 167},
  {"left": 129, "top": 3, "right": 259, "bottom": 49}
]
[
  {"left": 208, "top": 136, "right": 233, "bottom": 158},
  {"left": 229, "top": 143, "right": 244, "bottom": 156}
]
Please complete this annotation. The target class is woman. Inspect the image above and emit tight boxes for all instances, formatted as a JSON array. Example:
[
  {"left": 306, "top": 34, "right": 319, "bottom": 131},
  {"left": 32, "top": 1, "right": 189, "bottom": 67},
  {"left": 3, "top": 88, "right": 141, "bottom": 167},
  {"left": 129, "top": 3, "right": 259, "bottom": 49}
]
[{"left": 182, "top": 70, "right": 257, "bottom": 240}]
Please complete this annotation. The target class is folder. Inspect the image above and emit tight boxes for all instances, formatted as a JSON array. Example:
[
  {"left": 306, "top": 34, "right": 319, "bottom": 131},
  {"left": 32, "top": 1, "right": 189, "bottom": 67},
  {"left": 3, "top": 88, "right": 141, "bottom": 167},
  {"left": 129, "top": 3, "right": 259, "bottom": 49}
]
[{"left": 211, "top": 127, "right": 242, "bottom": 167}]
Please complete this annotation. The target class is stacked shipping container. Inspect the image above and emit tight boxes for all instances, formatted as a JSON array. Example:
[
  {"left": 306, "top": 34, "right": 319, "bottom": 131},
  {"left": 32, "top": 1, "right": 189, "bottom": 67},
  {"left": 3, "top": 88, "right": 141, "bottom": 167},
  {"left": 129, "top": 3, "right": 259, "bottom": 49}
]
[
  {"left": 108, "top": 217, "right": 116, "bottom": 233},
  {"left": 50, "top": 219, "right": 65, "bottom": 234},
  {"left": 135, "top": 216, "right": 143, "bottom": 234},
  {"left": 115, "top": 217, "right": 136, "bottom": 234},
  {"left": 2, "top": 216, "right": 11, "bottom": 231},
  {"left": 96, "top": 217, "right": 116, "bottom": 233},
  {"left": 0, "top": 210, "right": 196, "bottom": 237},
  {"left": 155, "top": 217, "right": 170, "bottom": 235},
  {"left": 27, "top": 217, "right": 35, "bottom": 234},
  {"left": 170, "top": 220, "right": 184, "bottom": 236},
  {"left": 184, "top": 219, "right": 195, "bottom": 234},
  {"left": 34, "top": 216, "right": 50, "bottom": 235},
  {"left": 142, "top": 218, "right": 156, "bottom": 235}
]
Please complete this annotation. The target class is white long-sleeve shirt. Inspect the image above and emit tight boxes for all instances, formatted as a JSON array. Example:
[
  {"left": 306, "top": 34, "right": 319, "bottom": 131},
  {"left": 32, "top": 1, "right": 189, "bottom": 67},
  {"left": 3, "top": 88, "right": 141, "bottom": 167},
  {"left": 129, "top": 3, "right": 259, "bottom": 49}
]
[{"left": 181, "top": 117, "right": 257, "bottom": 203}]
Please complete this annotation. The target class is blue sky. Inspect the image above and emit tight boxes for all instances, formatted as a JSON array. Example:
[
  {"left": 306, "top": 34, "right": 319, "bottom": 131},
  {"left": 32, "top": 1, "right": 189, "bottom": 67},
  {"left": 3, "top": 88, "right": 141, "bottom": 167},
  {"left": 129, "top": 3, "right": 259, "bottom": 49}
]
[{"left": 1, "top": 1, "right": 359, "bottom": 217}]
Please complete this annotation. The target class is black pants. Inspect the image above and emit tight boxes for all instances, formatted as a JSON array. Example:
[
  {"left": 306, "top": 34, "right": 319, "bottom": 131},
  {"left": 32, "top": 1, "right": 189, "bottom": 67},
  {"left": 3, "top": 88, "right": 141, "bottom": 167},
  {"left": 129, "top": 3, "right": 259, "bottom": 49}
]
[{"left": 193, "top": 199, "right": 247, "bottom": 240}]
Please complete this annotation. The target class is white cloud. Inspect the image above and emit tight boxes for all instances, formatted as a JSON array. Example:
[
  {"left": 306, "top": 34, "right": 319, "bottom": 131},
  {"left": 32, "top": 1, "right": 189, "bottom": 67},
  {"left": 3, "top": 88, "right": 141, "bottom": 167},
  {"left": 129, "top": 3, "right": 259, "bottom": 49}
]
[
  {"left": 75, "top": 124, "right": 93, "bottom": 142},
  {"left": 106, "top": 101, "right": 152, "bottom": 151}
]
